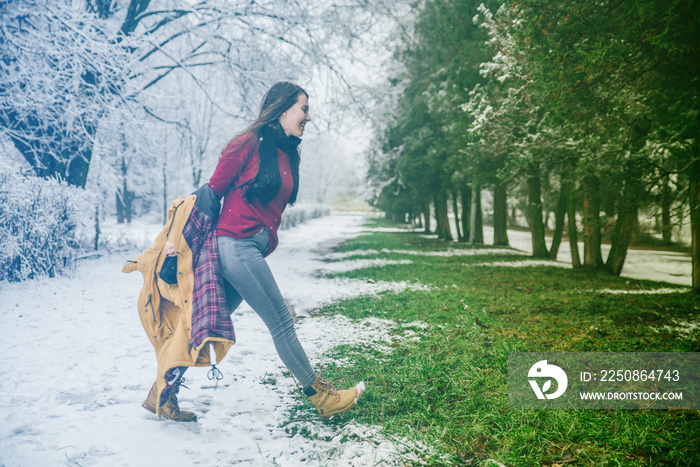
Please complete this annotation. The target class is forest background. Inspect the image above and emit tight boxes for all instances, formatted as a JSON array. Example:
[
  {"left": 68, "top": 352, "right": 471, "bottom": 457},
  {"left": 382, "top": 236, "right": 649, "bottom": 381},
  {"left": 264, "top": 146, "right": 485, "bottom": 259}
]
[
  {"left": 1, "top": 0, "right": 698, "bottom": 291},
  {"left": 366, "top": 0, "right": 699, "bottom": 292}
]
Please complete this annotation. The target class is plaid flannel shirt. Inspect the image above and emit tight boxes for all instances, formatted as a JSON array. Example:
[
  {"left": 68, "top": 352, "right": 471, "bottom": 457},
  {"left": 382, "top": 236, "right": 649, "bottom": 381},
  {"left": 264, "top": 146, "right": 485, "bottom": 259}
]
[{"left": 182, "top": 204, "right": 235, "bottom": 350}]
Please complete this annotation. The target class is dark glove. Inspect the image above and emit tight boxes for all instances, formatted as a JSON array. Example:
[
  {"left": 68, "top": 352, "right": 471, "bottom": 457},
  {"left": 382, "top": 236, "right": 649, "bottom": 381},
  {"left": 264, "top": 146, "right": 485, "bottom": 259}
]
[{"left": 159, "top": 256, "right": 178, "bottom": 284}]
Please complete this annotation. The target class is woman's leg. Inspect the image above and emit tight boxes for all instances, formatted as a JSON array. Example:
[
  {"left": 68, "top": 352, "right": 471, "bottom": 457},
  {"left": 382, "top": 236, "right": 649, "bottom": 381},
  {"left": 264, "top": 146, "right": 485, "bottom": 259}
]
[
  {"left": 218, "top": 231, "right": 317, "bottom": 388},
  {"left": 223, "top": 280, "right": 244, "bottom": 313}
]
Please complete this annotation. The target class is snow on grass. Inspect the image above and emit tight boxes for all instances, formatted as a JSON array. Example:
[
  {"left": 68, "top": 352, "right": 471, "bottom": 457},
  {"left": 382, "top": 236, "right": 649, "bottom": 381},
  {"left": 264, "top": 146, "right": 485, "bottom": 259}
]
[
  {"left": 360, "top": 227, "right": 425, "bottom": 233},
  {"left": 395, "top": 247, "right": 527, "bottom": 257},
  {"left": 326, "top": 247, "right": 527, "bottom": 260},
  {"left": 0, "top": 213, "right": 433, "bottom": 467},
  {"left": 325, "top": 249, "right": 385, "bottom": 259},
  {"left": 593, "top": 287, "right": 690, "bottom": 295},
  {"left": 285, "top": 277, "right": 435, "bottom": 317},
  {"left": 318, "top": 258, "right": 414, "bottom": 274},
  {"left": 651, "top": 319, "right": 700, "bottom": 341},
  {"left": 470, "top": 259, "right": 572, "bottom": 268},
  {"left": 297, "top": 315, "right": 430, "bottom": 368}
]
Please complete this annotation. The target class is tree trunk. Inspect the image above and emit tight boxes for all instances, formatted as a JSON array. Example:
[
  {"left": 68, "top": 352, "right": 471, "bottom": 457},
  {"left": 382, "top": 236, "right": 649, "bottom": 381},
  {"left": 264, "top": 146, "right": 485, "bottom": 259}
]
[
  {"left": 606, "top": 163, "right": 642, "bottom": 276},
  {"left": 433, "top": 197, "right": 440, "bottom": 236},
  {"left": 469, "top": 179, "right": 483, "bottom": 244},
  {"left": 661, "top": 176, "right": 673, "bottom": 243},
  {"left": 566, "top": 179, "right": 582, "bottom": 268},
  {"left": 94, "top": 204, "right": 100, "bottom": 251},
  {"left": 116, "top": 191, "right": 132, "bottom": 224},
  {"left": 509, "top": 206, "right": 518, "bottom": 227},
  {"left": 422, "top": 201, "right": 431, "bottom": 234},
  {"left": 582, "top": 177, "right": 603, "bottom": 268},
  {"left": 689, "top": 157, "right": 700, "bottom": 293},
  {"left": 605, "top": 201, "right": 638, "bottom": 276},
  {"left": 435, "top": 191, "right": 453, "bottom": 240},
  {"left": 527, "top": 173, "right": 548, "bottom": 258},
  {"left": 461, "top": 185, "right": 472, "bottom": 243},
  {"left": 548, "top": 178, "right": 569, "bottom": 260},
  {"left": 163, "top": 164, "right": 168, "bottom": 224},
  {"left": 493, "top": 182, "right": 509, "bottom": 246},
  {"left": 117, "top": 157, "right": 132, "bottom": 224},
  {"left": 452, "top": 189, "right": 463, "bottom": 241}
]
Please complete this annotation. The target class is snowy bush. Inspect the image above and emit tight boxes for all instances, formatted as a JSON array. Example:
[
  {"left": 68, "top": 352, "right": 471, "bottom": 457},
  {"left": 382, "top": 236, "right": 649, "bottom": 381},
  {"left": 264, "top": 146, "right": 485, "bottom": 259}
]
[
  {"left": 280, "top": 203, "right": 331, "bottom": 230},
  {"left": 0, "top": 161, "right": 92, "bottom": 282}
]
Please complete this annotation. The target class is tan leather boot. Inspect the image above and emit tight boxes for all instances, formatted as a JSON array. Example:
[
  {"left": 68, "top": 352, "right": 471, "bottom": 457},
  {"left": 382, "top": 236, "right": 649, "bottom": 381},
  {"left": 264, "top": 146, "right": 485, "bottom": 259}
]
[
  {"left": 307, "top": 376, "right": 365, "bottom": 419},
  {"left": 142, "top": 380, "right": 197, "bottom": 422}
]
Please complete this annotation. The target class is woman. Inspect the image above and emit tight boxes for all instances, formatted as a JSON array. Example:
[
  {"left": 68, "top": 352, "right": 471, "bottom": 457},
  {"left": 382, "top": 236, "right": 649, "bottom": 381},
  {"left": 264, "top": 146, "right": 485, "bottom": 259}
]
[{"left": 207, "top": 82, "right": 364, "bottom": 420}]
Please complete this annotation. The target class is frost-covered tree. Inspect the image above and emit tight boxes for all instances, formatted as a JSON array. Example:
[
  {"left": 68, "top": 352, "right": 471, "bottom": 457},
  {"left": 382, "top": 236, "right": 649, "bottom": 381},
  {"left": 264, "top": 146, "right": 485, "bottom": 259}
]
[
  {"left": 1, "top": 0, "right": 401, "bottom": 190},
  {"left": 0, "top": 0, "right": 130, "bottom": 187}
]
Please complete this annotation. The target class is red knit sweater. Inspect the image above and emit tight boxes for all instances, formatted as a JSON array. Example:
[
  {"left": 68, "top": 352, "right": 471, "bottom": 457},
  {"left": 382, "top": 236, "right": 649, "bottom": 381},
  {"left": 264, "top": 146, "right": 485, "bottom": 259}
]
[{"left": 208, "top": 133, "right": 295, "bottom": 257}]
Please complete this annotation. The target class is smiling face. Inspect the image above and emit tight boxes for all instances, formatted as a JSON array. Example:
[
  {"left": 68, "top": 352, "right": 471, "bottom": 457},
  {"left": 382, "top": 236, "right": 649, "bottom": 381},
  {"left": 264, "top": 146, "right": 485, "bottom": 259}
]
[{"left": 278, "top": 93, "right": 311, "bottom": 138}]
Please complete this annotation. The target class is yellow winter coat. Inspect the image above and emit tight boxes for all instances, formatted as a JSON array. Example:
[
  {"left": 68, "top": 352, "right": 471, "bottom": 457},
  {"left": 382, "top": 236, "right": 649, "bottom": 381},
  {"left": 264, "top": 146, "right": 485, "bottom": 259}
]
[{"left": 122, "top": 188, "right": 234, "bottom": 415}]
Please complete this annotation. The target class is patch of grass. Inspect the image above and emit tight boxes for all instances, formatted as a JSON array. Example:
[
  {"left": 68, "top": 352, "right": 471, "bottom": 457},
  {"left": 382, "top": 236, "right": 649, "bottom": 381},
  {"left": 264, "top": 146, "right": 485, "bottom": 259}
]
[
  {"left": 298, "top": 219, "right": 700, "bottom": 466},
  {"left": 261, "top": 373, "right": 277, "bottom": 386}
]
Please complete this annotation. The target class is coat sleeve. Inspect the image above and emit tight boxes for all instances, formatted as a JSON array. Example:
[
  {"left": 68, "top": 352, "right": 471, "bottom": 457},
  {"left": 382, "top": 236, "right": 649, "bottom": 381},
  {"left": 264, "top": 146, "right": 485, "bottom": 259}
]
[
  {"left": 192, "top": 183, "right": 221, "bottom": 219},
  {"left": 208, "top": 133, "right": 256, "bottom": 198}
]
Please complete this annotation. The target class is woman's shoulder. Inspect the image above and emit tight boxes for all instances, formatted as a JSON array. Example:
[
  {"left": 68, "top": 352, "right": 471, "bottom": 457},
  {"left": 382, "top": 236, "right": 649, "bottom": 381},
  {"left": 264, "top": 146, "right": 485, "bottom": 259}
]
[{"left": 222, "top": 132, "right": 258, "bottom": 157}]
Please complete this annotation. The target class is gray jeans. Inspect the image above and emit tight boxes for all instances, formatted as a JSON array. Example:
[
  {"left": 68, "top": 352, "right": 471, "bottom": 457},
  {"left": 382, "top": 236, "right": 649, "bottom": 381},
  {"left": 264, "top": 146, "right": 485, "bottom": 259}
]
[{"left": 218, "top": 229, "right": 317, "bottom": 388}]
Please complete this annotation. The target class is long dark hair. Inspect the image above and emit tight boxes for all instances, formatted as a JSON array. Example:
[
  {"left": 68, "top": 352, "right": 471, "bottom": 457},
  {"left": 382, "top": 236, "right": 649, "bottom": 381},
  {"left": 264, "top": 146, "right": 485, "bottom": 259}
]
[
  {"left": 232, "top": 82, "right": 307, "bottom": 205},
  {"left": 242, "top": 82, "right": 308, "bottom": 137}
]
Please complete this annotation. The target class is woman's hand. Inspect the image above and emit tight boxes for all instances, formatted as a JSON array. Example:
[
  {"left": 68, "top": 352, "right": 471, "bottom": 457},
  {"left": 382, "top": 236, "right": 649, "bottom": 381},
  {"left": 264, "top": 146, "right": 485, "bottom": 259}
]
[{"left": 165, "top": 241, "right": 176, "bottom": 257}]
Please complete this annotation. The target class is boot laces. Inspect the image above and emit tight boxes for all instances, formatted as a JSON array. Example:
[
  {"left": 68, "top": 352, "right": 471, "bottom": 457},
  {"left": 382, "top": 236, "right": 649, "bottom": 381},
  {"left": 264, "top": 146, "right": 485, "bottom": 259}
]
[
  {"left": 171, "top": 378, "right": 189, "bottom": 400},
  {"left": 316, "top": 377, "right": 338, "bottom": 396}
]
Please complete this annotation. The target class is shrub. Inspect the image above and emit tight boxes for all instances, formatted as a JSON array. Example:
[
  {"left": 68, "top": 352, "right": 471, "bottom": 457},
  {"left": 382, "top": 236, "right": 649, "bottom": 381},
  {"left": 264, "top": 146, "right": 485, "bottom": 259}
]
[{"left": 0, "top": 160, "right": 91, "bottom": 281}]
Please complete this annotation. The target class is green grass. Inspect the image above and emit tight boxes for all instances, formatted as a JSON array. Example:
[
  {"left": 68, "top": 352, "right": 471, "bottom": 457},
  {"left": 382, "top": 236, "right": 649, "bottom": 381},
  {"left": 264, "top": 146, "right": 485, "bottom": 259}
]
[{"left": 290, "top": 218, "right": 700, "bottom": 466}]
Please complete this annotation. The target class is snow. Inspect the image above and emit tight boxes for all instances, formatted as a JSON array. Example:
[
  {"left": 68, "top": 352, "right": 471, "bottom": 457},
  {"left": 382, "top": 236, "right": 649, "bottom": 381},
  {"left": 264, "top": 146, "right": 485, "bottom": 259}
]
[
  {"left": 652, "top": 319, "right": 700, "bottom": 341},
  {"left": 0, "top": 214, "right": 436, "bottom": 467},
  {"left": 471, "top": 259, "right": 571, "bottom": 268},
  {"left": 326, "top": 247, "right": 527, "bottom": 259},
  {"left": 594, "top": 288, "right": 689, "bottom": 295},
  {"left": 318, "top": 259, "right": 414, "bottom": 274}
]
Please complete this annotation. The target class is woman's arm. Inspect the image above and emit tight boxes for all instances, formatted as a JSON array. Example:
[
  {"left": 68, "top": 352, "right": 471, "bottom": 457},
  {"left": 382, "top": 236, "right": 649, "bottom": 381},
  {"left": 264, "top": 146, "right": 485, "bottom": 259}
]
[{"left": 208, "top": 133, "right": 256, "bottom": 197}]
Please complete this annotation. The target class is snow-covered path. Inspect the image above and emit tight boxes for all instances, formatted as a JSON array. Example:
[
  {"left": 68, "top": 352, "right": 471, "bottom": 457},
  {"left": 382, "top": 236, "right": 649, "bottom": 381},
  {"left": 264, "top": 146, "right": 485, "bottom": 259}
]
[{"left": 0, "top": 214, "right": 428, "bottom": 467}]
